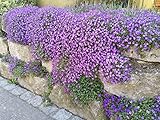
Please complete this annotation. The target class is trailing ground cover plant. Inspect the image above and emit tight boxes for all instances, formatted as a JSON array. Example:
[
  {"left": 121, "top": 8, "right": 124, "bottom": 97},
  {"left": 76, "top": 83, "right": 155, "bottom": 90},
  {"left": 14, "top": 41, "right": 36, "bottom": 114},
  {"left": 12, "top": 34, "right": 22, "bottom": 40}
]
[
  {"left": 3, "top": 6, "right": 39, "bottom": 45},
  {"left": 109, "top": 9, "right": 160, "bottom": 52},
  {"left": 2, "top": 6, "right": 160, "bottom": 119},
  {"left": 26, "top": 7, "right": 73, "bottom": 60},
  {"left": 3, "top": 6, "right": 160, "bottom": 85},
  {"left": 0, "top": 0, "right": 37, "bottom": 37},
  {"left": 103, "top": 93, "right": 160, "bottom": 120},
  {"left": 1, "top": 55, "right": 48, "bottom": 78}
]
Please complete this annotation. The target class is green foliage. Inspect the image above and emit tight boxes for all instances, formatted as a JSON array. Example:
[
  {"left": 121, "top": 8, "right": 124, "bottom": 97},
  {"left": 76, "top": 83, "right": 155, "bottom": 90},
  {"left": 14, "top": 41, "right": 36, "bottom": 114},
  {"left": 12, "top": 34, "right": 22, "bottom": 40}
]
[
  {"left": 131, "top": 98, "right": 155, "bottom": 120},
  {"left": 42, "top": 74, "right": 53, "bottom": 106},
  {"left": 118, "top": 97, "right": 155, "bottom": 120},
  {"left": 69, "top": 75, "right": 104, "bottom": 105},
  {"left": 12, "top": 63, "right": 25, "bottom": 77},
  {"left": 8, "top": 78, "right": 18, "bottom": 85},
  {"left": 0, "top": 53, "right": 3, "bottom": 58}
]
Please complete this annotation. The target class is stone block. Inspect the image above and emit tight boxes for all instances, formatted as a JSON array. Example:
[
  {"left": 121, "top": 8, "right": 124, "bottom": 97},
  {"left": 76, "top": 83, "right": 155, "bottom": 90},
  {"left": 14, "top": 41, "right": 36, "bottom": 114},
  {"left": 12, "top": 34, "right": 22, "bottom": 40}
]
[
  {"left": 0, "top": 59, "right": 13, "bottom": 79},
  {"left": 0, "top": 79, "right": 9, "bottom": 87},
  {"left": 103, "top": 71, "right": 160, "bottom": 100},
  {"left": 125, "top": 47, "right": 160, "bottom": 63},
  {"left": 27, "top": 95, "right": 43, "bottom": 107},
  {"left": 39, "top": 104, "right": 59, "bottom": 115},
  {"left": 3, "top": 84, "right": 17, "bottom": 91},
  {"left": 10, "top": 86, "right": 27, "bottom": 96},
  {"left": 17, "top": 76, "right": 48, "bottom": 95},
  {"left": 0, "top": 37, "right": 9, "bottom": 55},
  {"left": 8, "top": 41, "right": 34, "bottom": 62},
  {"left": 49, "top": 85, "right": 106, "bottom": 120},
  {"left": 42, "top": 60, "right": 52, "bottom": 73},
  {"left": 20, "top": 91, "right": 35, "bottom": 101},
  {"left": 50, "top": 109, "right": 72, "bottom": 120}
]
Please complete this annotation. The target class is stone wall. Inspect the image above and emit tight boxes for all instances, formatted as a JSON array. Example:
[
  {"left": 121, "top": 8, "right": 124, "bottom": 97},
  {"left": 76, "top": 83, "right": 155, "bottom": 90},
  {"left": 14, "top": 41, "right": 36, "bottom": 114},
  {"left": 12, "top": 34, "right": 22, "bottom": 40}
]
[
  {"left": 0, "top": 37, "right": 107, "bottom": 120},
  {"left": 0, "top": 37, "right": 160, "bottom": 120}
]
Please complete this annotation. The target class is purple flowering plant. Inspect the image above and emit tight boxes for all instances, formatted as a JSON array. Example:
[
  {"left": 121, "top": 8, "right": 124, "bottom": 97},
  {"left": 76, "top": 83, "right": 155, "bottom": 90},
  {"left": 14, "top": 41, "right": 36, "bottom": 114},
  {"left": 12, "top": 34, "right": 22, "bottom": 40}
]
[
  {"left": 1, "top": 54, "right": 48, "bottom": 78},
  {"left": 4, "top": 6, "right": 160, "bottom": 84},
  {"left": 3, "top": 6, "right": 39, "bottom": 45},
  {"left": 2, "top": 6, "right": 160, "bottom": 119},
  {"left": 103, "top": 92, "right": 160, "bottom": 120}
]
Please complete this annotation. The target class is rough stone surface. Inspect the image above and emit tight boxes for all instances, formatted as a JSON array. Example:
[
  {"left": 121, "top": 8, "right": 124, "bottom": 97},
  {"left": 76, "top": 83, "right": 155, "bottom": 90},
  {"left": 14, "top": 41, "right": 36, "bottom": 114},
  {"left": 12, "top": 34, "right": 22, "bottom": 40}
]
[
  {"left": 49, "top": 85, "right": 105, "bottom": 120},
  {"left": 103, "top": 62, "right": 160, "bottom": 100},
  {"left": 42, "top": 60, "right": 52, "bottom": 73},
  {"left": 50, "top": 109, "right": 72, "bottom": 120},
  {"left": 17, "top": 76, "right": 48, "bottom": 95},
  {"left": 0, "top": 59, "right": 13, "bottom": 79},
  {"left": 0, "top": 37, "right": 9, "bottom": 55},
  {"left": 125, "top": 47, "right": 160, "bottom": 63},
  {"left": 8, "top": 41, "right": 34, "bottom": 62}
]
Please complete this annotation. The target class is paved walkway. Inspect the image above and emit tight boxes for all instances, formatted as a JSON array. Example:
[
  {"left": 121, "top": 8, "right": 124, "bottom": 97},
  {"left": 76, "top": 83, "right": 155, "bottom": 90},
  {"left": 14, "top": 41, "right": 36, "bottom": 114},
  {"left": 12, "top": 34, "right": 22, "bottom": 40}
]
[{"left": 0, "top": 77, "right": 83, "bottom": 120}]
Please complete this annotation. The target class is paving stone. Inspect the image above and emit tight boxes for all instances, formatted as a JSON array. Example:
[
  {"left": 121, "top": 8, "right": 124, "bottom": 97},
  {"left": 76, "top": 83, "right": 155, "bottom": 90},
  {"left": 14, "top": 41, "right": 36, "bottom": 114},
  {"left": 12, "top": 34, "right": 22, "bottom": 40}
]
[
  {"left": 0, "top": 77, "right": 6, "bottom": 81},
  {"left": 0, "top": 88, "right": 54, "bottom": 120},
  {"left": 3, "top": 84, "right": 17, "bottom": 91},
  {"left": 71, "top": 116, "right": 84, "bottom": 120},
  {"left": 20, "top": 91, "right": 35, "bottom": 101},
  {"left": 10, "top": 86, "right": 27, "bottom": 96},
  {"left": 39, "top": 104, "right": 59, "bottom": 115},
  {"left": 0, "top": 80, "right": 9, "bottom": 87},
  {"left": 27, "top": 95, "right": 43, "bottom": 107},
  {"left": 0, "top": 77, "right": 83, "bottom": 120},
  {"left": 50, "top": 109, "right": 72, "bottom": 120}
]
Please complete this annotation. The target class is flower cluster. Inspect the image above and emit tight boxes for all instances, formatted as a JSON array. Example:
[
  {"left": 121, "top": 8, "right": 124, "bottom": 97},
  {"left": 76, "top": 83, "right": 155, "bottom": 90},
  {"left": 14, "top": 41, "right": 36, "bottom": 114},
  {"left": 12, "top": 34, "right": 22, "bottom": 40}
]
[
  {"left": 2, "top": 55, "right": 48, "bottom": 78},
  {"left": 4, "top": 6, "right": 39, "bottom": 45},
  {"left": 103, "top": 93, "right": 134, "bottom": 119},
  {"left": 23, "top": 61, "right": 48, "bottom": 77},
  {"left": 103, "top": 93, "right": 160, "bottom": 120},
  {"left": 68, "top": 75, "right": 104, "bottom": 105},
  {"left": 0, "top": 0, "right": 37, "bottom": 37},
  {"left": 4, "top": 6, "right": 160, "bottom": 84},
  {"left": 1, "top": 54, "right": 25, "bottom": 77},
  {"left": 152, "top": 96, "right": 160, "bottom": 119},
  {"left": 109, "top": 9, "right": 160, "bottom": 52}
]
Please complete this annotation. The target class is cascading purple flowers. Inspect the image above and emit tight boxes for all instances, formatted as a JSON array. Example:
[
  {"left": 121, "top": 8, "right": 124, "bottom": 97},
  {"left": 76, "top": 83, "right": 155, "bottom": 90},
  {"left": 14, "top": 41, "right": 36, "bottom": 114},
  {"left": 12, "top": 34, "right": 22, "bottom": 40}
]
[
  {"left": 3, "top": 6, "right": 160, "bottom": 84},
  {"left": 152, "top": 96, "right": 160, "bottom": 119},
  {"left": 4, "top": 6, "right": 39, "bottom": 45},
  {"left": 103, "top": 93, "right": 160, "bottom": 120},
  {"left": 103, "top": 93, "right": 134, "bottom": 118}
]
